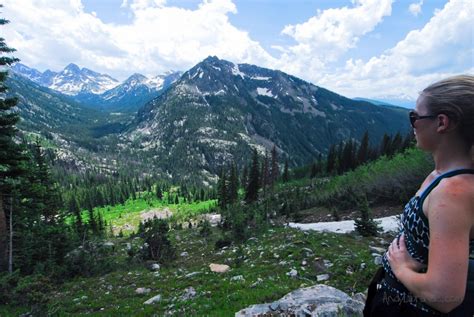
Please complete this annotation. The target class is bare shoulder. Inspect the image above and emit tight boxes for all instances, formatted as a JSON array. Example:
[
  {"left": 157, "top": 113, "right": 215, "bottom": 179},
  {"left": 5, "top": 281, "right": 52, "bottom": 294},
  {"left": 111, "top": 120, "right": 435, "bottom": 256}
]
[
  {"left": 425, "top": 174, "right": 474, "bottom": 229},
  {"left": 435, "top": 173, "right": 474, "bottom": 200}
]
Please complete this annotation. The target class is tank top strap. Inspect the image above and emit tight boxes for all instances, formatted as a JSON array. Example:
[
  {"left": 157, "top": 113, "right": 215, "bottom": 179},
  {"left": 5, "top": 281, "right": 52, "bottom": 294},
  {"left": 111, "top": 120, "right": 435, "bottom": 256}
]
[
  {"left": 417, "top": 168, "right": 474, "bottom": 223},
  {"left": 419, "top": 168, "right": 474, "bottom": 200}
]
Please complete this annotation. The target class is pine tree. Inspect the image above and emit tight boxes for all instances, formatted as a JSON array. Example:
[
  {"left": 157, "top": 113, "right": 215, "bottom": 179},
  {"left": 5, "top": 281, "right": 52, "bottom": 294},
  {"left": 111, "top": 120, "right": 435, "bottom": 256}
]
[
  {"left": 155, "top": 184, "right": 163, "bottom": 200},
  {"left": 326, "top": 144, "right": 337, "bottom": 174},
  {"left": 380, "top": 133, "right": 392, "bottom": 157},
  {"left": 282, "top": 160, "right": 289, "bottom": 183},
  {"left": 354, "top": 195, "right": 380, "bottom": 237},
  {"left": 0, "top": 10, "right": 23, "bottom": 271},
  {"left": 401, "top": 132, "right": 414, "bottom": 151},
  {"left": 270, "top": 145, "right": 279, "bottom": 187},
  {"left": 245, "top": 149, "right": 260, "bottom": 203},
  {"left": 357, "top": 131, "right": 369, "bottom": 166},
  {"left": 217, "top": 167, "right": 228, "bottom": 209},
  {"left": 88, "top": 206, "right": 97, "bottom": 235},
  {"left": 241, "top": 165, "right": 248, "bottom": 189},
  {"left": 68, "top": 196, "right": 83, "bottom": 237},
  {"left": 391, "top": 132, "right": 403, "bottom": 155},
  {"left": 310, "top": 161, "right": 318, "bottom": 178},
  {"left": 261, "top": 151, "right": 270, "bottom": 194},
  {"left": 228, "top": 162, "right": 239, "bottom": 204},
  {"left": 340, "top": 140, "right": 354, "bottom": 173}
]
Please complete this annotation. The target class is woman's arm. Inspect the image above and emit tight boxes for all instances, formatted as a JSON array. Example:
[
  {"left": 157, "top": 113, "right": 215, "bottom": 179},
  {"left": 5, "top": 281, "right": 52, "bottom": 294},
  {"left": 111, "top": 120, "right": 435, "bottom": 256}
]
[{"left": 387, "top": 177, "right": 472, "bottom": 313}]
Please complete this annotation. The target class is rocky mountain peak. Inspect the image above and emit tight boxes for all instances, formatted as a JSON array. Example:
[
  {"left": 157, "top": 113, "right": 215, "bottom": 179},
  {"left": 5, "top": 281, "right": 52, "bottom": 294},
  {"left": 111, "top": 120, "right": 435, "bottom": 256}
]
[{"left": 63, "top": 63, "right": 81, "bottom": 74}]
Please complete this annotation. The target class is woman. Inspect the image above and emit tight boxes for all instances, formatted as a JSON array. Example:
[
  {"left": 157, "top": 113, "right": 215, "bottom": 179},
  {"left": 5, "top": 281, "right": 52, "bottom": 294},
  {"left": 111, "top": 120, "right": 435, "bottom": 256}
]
[{"left": 364, "top": 75, "right": 474, "bottom": 317}]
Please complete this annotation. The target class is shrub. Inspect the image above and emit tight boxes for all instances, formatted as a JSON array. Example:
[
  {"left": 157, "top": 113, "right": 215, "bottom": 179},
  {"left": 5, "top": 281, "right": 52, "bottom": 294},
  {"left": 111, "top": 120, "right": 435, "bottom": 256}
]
[
  {"left": 0, "top": 271, "right": 20, "bottom": 305},
  {"left": 214, "top": 236, "right": 232, "bottom": 250},
  {"left": 63, "top": 240, "right": 115, "bottom": 277},
  {"left": 138, "top": 217, "right": 176, "bottom": 264},
  {"left": 199, "top": 219, "right": 212, "bottom": 237},
  {"left": 354, "top": 195, "right": 381, "bottom": 237}
]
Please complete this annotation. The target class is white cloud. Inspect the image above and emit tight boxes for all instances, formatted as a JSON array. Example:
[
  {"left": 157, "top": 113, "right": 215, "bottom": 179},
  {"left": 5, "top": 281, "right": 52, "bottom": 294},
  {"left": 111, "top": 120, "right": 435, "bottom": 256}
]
[
  {"left": 1, "top": 0, "right": 275, "bottom": 79},
  {"left": 409, "top": 1, "right": 423, "bottom": 17},
  {"left": 408, "top": 2, "right": 422, "bottom": 17},
  {"left": 0, "top": 0, "right": 471, "bottom": 102},
  {"left": 273, "top": 0, "right": 393, "bottom": 83},
  {"left": 320, "top": 0, "right": 474, "bottom": 100}
]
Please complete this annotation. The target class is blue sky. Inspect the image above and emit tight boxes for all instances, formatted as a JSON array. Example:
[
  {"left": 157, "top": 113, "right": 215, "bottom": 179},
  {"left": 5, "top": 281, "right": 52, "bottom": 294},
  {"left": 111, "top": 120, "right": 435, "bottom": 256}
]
[{"left": 2, "top": 0, "right": 473, "bottom": 102}]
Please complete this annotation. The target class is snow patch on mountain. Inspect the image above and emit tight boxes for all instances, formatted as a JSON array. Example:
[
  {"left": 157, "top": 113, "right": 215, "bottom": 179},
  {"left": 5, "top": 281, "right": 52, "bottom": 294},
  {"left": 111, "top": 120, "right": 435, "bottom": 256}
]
[
  {"left": 231, "top": 65, "right": 246, "bottom": 79},
  {"left": 251, "top": 76, "right": 271, "bottom": 81},
  {"left": 256, "top": 87, "right": 274, "bottom": 98}
]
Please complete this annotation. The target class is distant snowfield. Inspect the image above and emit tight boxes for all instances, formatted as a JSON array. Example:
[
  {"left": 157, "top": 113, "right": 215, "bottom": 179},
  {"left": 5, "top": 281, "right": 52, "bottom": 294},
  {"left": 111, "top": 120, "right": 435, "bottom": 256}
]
[{"left": 288, "top": 215, "right": 400, "bottom": 234}]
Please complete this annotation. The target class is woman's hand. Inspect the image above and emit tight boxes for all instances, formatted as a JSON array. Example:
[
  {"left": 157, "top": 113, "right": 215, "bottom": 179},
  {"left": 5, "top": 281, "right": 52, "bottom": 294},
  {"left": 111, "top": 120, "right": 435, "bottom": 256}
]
[{"left": 386, "top": 234, "right": 426, "bottom": 277}]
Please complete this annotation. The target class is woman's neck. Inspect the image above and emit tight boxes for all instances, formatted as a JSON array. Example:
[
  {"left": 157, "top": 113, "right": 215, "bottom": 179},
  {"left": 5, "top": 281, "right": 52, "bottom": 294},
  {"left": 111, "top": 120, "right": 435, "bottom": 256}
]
[{"left": 432, "top": 137, "right": 473, "bottom": 173}]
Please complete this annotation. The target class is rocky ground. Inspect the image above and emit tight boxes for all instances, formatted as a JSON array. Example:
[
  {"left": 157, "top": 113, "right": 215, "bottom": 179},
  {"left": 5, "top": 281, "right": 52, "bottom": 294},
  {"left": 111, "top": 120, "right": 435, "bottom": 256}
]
[{"left": 2, "top": 223, "right": 394, "bottom": 316}]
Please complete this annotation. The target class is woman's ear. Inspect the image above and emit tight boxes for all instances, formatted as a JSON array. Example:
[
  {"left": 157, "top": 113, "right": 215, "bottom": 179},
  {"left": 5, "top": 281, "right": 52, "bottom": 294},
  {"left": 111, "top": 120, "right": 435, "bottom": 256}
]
[{"left": 436, "top": 113, "right": 457, "bottom": 133}]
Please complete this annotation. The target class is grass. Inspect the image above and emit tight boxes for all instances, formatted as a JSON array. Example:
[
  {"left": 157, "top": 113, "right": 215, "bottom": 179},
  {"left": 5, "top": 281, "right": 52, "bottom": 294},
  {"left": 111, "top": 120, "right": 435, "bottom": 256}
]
[
  {"left": 75, "top": 193, "right": 217, "bottom": 235},
  {"left": 1, "top": 225, "right": 394, "bottom": 316}
]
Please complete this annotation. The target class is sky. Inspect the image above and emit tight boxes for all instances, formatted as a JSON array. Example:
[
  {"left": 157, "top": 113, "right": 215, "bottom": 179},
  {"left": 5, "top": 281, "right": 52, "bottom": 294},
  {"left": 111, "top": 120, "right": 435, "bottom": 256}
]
[{"left": 2, "top": 0, "right": 473, "bottom": 103}]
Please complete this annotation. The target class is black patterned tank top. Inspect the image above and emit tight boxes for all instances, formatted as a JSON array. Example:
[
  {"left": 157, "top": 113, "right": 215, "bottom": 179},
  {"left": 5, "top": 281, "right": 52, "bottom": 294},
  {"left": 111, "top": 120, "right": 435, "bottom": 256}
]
[{"left": 382, "top": 168, "right": 474, "bottom": 313}]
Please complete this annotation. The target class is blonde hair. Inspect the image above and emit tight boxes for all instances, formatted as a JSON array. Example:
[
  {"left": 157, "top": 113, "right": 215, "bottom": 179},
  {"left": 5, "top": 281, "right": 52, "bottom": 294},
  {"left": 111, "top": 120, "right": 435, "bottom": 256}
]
[{"left": 421, "top": 75, "right": 474, "bottom": 146}]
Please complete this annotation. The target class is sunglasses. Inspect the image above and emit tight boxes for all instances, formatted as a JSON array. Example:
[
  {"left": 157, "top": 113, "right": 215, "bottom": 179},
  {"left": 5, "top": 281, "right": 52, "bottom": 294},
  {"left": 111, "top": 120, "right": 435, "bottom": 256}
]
[{"left": 409, "top": 111, "right": 436, "bottom": 128}]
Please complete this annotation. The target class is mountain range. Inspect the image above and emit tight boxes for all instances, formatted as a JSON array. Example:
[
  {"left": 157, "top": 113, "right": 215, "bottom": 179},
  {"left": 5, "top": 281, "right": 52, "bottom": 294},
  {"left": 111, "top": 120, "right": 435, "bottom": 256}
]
[
  {"left": 9, "top": 57, "right": 411, "bottom": 184},
  {"left": 12, "top": 63, "right": 182, "bottom": 112}
]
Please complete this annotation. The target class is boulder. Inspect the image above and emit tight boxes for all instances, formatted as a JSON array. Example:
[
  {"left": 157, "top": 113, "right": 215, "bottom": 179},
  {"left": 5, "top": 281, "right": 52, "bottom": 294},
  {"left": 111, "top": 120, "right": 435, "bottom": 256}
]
[
  {"left": 209, "top": 263, "right": 230, "bottom": 273},
  {"left": 180, "top": 287, "right": 197, "bottom": 301},
  {"left": 235, "top": 284, "right": 364, "bottom": 317},
  {"left": 135, "top": 287, "right": 151, "bottom": 295},
  {"left": 316, "top": 274, "right": 330, "bottom": 282},
  {"left": 144, "top": 294, "right": 162, "bottom": 305},
  {"left": 151, "top": 263, "right": 160, "bottom": 271},
  {"left": 230, "top": 275, "right": 245, "bottom": 282}
]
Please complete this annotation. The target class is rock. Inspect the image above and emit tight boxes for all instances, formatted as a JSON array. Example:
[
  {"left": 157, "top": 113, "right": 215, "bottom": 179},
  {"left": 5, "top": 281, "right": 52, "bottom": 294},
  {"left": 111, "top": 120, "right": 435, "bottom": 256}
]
[
  {"left": 209, "top": 263, "right": 230, "bottom": 273},
  {"left": 185, "top": 272, "right": 201, "bottom": 278},
  {"left": 360, "top": 262, "right": 367, "bottom": 270},
  {"left": 235, "top": 284, "right": 364, "bottom": 317},
  {"left": 201, "top": 213, "right": 221, "bottom": 226},
  {"left": 352, "top": 292, "right": 366, "bottom": 303},
  {"left": 136, "top": 288, "right": 151, "bottom": 295},
  {"left": 231, "top": 275, "right": 245, "bottom": 282},
  {"left": 103, "top": 242, "right": 115, "bottom": 249},
  {"left": 144, "top": 294, "right": 162, "bottom": 305},
  {"left": 150, "top": 263, "right": 160, "bottom": 271},
  {"left": 180, "top": 287, "right": 197, "bottom": 301},
  {"left": 317, "top": 274, "right": 330, "bottom": 281},
  {"left": 180, "top": 251, "right": 189, "bottom": 257},
  {"left": 312, "top": 258, "right": 328, "bottom": 274},
  {"left": 250, "top": 278, "right": 263, "bottom": 288},
  {"left": 301, "top": 260, "right": 307, "bottom": 266},
  {"left": 369, "top": 246, "right": 386, "bottom": 254},
  {"left": 374, "top": 255, "right": 383, "bottom": 266},
  {"left": 287, "top": 269, "right": 298, "bottom": 278}
]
